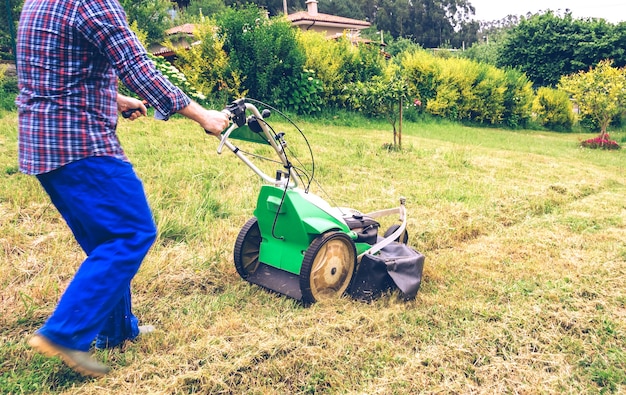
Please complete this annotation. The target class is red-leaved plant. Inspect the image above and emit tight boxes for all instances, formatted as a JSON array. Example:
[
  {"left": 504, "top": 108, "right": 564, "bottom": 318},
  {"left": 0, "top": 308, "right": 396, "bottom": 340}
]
[{"left": 580, "top": 133, "right": 621, "bottom": 150}]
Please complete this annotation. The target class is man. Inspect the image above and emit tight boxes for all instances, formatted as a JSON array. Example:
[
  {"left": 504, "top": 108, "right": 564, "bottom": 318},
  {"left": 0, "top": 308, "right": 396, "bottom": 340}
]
[{"left": 16, "top": 0, "right": 230, "bottom": 377}]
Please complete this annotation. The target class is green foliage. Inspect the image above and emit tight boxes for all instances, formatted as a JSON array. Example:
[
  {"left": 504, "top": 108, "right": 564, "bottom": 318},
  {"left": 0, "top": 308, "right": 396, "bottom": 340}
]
[
  {"left": 343, "top": 62, "right": 409, "bottom": 148},
  {"left": 559, "top": 60, "right": 626, "bottom": 135},
  {"left": 167, "top": 21, "right": 238, "bottom": 106},
  {"left": 339, "top": 37, "right": 385, "bottom": 83},
  {"left": 216, "top": 6, "right": 305, "bottom": 104},
  {"left": 274, "top": 69, "right": 325, "bottom": 115},
  {"left": 384, "top": 37, "right": 422, "bottom": 58},
  {"left": 401, "top": 50, "right": 533, "bottom": 127},
  {"left": 500, "top": 68, "right": 534, "bottom": 129},
  {"left": 297, "top": 31, "right": 386, "bottom": 108},
  {"left": 498, "top": 11, "right": 626, "bottom": 87},
  {"left": 462, "top": 41, "right": 498, "bottom": 65},
  {"left": 532, "top": 87, "right": 575, "bottom": 132},
  {"left": 119, "top": 0, "right": 175, "bottom": 45},
  {"left": 0, "top": 0, "right": 21, "bottom": 60},
  {"left": 183, "top": 0, "right": 226, "bottom": 19},
  {"left": 0, "top": 65, "right": 17, "bottom": 112},
  {"left": 150, "top": 54, "right": 209, "bottom": 104},
  {"left": 400, "top": 49, "right": 439, "bottom": 106}
]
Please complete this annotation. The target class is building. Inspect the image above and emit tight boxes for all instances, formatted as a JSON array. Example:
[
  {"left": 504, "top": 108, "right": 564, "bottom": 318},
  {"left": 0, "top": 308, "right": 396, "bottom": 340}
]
[
  {"left": 150, "top": 2, "right": 373, "bottom": 58},
  {"left": 285, "top": 0, "right": 370, "bottom": 39},
  {"left": 149, "top": 23, "right": 198, "bottom": 59}
]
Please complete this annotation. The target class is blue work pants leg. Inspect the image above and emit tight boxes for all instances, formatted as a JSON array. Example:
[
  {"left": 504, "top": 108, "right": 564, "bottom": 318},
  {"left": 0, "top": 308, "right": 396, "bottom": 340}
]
[{"left": 35, "top": 156, "right": 157, "bottom": 351}]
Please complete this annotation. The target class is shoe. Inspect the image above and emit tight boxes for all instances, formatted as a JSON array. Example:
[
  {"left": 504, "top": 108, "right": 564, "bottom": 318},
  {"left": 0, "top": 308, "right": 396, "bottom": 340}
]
[
  {"left": 28, "top": 334, "right": 110, "bottom": 378},
  {"left": 138, "top": 325, "right": 155, "bottom": 335}
]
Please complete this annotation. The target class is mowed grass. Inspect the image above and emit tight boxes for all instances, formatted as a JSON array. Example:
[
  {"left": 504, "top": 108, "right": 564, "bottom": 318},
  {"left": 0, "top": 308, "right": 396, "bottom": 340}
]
[{"left": 1, "top": 108, "right": 625, "bottom": 394}]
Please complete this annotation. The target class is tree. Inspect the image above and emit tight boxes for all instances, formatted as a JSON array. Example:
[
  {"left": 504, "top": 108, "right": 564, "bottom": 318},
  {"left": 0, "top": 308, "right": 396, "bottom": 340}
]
[
  {"left": 498, "top": 11, "right": 626, "bottom": 87},
  {"left": 181, "top": 0, "right": 226, "bottom": 19},
  {"left": 559, "top": 60, "right": 626, "bottom": 145},
  {"left": 0, "top": 0, "right": 22, "bottom": 60},
  {"left": 167, "top": 21, "right": 235, "bottom": 105},
  {"left": 344, "top": 63, "right": 410, "bottom": 149},
  {"left": 119, "top": 0, "right": 175, "bottom": 45},
  {"left": 216, "top": 5, "right": 305, "bottom": 103}
]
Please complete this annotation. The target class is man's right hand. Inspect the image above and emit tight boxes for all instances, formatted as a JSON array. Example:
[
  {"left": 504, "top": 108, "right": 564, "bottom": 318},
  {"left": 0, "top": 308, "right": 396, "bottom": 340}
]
[{"left": 178, "top": 101, "right": 230, "bottom": 136}]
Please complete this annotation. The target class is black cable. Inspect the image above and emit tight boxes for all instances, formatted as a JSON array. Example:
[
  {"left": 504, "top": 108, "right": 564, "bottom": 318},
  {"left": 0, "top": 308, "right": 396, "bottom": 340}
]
[
  {"left": 270, "top": 168, "right": 290, "bottom": 241},
  {"left": 246, "top": 98, "right": 316, "bottom": 192},
  {"left": 243, "top": 98, "right": 345, "bottom": 232}
]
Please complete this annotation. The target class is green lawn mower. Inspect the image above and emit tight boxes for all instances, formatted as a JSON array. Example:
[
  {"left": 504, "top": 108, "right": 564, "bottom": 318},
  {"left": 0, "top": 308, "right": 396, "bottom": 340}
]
[{"left": 217, "top": 99, "right": 425, "bottom": 304}]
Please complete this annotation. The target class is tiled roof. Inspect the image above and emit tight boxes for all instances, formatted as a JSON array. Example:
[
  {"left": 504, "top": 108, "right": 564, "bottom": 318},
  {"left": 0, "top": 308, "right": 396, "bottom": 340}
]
[
  {"left": 286, "top": 12, "right": 370, "bottom": 27},
  {"left": 165, "top": 23, "right": 196, "bottom": 35}
]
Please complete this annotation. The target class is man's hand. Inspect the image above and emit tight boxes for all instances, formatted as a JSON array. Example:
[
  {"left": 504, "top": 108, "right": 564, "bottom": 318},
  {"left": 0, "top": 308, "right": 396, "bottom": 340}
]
[
  {"left": 177, "top": 101, "right": 230, "bottom": 136},
  {"left": 117, "top": 94, "right": 147, "bottom": 121}
]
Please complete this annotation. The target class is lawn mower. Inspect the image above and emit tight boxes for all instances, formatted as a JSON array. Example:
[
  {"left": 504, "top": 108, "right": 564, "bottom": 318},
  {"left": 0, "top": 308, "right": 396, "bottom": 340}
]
[{"left": 216, "top": 98, "right": 424, "bottom": 304}]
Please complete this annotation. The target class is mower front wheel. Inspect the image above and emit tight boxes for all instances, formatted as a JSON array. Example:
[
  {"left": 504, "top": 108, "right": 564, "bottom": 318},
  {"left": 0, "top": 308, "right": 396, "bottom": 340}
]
[
  {"left": 233, "top": 218, "right": 262, "bottom": 278},
  {"left": 300, "top": 231, "right": 357, "bottom": 304}
]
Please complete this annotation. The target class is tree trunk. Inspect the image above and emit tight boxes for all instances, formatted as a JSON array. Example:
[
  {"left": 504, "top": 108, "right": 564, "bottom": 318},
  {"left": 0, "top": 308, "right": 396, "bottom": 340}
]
[{"left": 398, "top": 98, "right": 403, "bottom": 150}]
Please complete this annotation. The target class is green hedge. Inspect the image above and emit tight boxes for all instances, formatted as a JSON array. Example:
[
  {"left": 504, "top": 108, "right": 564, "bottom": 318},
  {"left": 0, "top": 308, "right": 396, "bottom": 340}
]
[{"left": 401, "top": 50, "right": 534, "bottom": 127}]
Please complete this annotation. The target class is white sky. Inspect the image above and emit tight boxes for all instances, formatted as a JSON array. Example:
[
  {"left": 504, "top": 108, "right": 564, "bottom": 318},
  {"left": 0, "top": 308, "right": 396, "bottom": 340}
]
[{"left": 469, "top": 0, "right": 626, "bottom": 24}]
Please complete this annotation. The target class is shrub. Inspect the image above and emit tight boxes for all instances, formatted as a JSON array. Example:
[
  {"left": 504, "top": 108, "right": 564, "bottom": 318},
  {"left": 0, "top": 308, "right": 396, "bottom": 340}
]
[
  {"left": 403, "top": 52, "right": 509, "bottom": 124},
  {"left": 501, "top": 68, "right": 534, "bottom": 129},
  {"left": 274, "top": 69, "right": 325, "bottom": 115},
  {"left": 580, "top": 134, "right": 621, "bottom": 150},
  {"left": 297, "top": 31, "right": 385, "bottom": 108},
  {"left": 0, "top": 65, "right": 17, "bottom": 111},
  {"left": 217, "top": 6, "right": 305, "bottom": 104},
  {"left": 149, "top": 54, "right": 208, "bottom": 104},
  {"left": 532, "top": 87, "right": 575, "bottom": 131},
  {"left": 400, "top": 50, "right": 439, "bottom": 109},
  {"left": 559, "top": 60, "right": 626, "bottom": 134},
  {"left": 168, "top": 21, "right": 238, "bottom": 106}
]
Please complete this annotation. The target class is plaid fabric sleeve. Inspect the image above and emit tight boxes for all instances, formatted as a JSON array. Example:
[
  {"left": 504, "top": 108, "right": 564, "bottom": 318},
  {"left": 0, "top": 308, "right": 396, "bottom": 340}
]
[{"left": 75, "top": 0, "right": 191, "bottom": 119}]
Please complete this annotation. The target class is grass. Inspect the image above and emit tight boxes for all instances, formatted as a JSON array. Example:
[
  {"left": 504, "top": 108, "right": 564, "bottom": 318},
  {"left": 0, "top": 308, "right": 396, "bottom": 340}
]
[{"left": 1, "top": 109, "right": 625, "bottom": 394}]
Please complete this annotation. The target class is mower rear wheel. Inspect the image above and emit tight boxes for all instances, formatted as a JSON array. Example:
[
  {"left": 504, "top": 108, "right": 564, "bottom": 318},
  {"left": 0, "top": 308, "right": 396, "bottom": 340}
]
[
  {"left": 300, "top": 231, "right": 356, "bottom": 304},
  {"left": 233, "top": 218, "right": 262, "bottom": 278}
]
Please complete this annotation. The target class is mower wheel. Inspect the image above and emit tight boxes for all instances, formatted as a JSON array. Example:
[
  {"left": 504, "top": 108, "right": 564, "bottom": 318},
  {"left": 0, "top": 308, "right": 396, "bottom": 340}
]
[
  {"left": 384, "top": 224, "right": 409, "bottom": 244},
  {"left": 233, "top": 218, "right": 262, "bottom": 278},
  {"left": 300, "top": 231, "right": 356, "bottom": 304}
]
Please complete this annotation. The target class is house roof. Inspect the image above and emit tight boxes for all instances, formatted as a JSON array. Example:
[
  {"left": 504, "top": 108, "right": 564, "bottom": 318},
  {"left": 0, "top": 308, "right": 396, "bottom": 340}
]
[
  {"left": 165, "top": 23, "right": 196, "bottom": 35},
  {"left": 286, "top": 11, "right": 370, "bottom": 30}
]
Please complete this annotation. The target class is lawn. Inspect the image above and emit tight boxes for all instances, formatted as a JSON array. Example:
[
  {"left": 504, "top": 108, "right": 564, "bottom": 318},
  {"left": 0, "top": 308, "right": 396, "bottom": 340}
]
[{"left": 1, "top": 108, "right": 625, "bottom": 394}]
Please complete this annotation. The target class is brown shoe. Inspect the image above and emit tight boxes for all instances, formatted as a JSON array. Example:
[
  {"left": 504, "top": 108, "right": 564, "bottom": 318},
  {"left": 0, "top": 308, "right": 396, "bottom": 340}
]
[{"left": 28, "top": 334, "right": 110, "bottom": 378}]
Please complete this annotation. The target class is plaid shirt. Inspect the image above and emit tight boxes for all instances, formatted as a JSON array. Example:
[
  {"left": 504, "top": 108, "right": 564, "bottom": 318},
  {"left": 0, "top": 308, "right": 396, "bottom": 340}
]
[{"left": 16, "top": 0, "right": 191, "bottom": 175}]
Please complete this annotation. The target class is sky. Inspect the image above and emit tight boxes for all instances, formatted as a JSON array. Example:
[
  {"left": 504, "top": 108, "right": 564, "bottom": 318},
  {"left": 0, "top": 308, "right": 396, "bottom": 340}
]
[{"left": 469, "top": 0, "right": 626, "bottom": 24}]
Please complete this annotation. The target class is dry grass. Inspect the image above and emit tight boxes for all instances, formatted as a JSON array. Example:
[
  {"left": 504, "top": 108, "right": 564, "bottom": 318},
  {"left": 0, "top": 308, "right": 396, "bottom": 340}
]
[{"left": 1, "top": 109, "right": 625, "bottom": 394}]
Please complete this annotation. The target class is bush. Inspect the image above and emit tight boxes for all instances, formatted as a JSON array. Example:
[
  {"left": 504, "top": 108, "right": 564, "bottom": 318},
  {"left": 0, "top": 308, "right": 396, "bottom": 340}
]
[
  {"left": 274, "top": 69, "right": 325, "bottom": 115},
  {"left": 297, "top": 31, "right": 386, "bottom": 108},
  {"left": 501, "top": 68, "right": 534, "bottom": 129},
  {"left": 0, "top": 65, "right": 17, "bottom": 111},
  {"left": 532, "top": 87, "right": 575, "bottom": 131},
  {"left": 559, "top": 60, "right": 626, "bottom": 135},
  {"left": 580, "top": 134, "right": 621, "bottom": 150},
  {"left": 217, "top": 6, "right": 306, "bottom": 104},
  {"left": 401, "top": 51, "right": 527, "bottom": 126},
  {"left": 168, "top": 21, "right": 237, "bottom": 106}
]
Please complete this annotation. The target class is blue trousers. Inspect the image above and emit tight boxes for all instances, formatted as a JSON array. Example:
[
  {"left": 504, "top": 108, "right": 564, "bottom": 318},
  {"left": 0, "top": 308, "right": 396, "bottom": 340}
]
[{"left": 36, "top": 156, "right": 157, "bottom": 351}]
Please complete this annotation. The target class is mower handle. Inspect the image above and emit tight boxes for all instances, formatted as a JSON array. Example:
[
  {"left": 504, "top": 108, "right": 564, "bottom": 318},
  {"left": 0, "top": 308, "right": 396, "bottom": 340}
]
[{"left": 212, "top": 99, "right": 300, "bottom": 189}]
